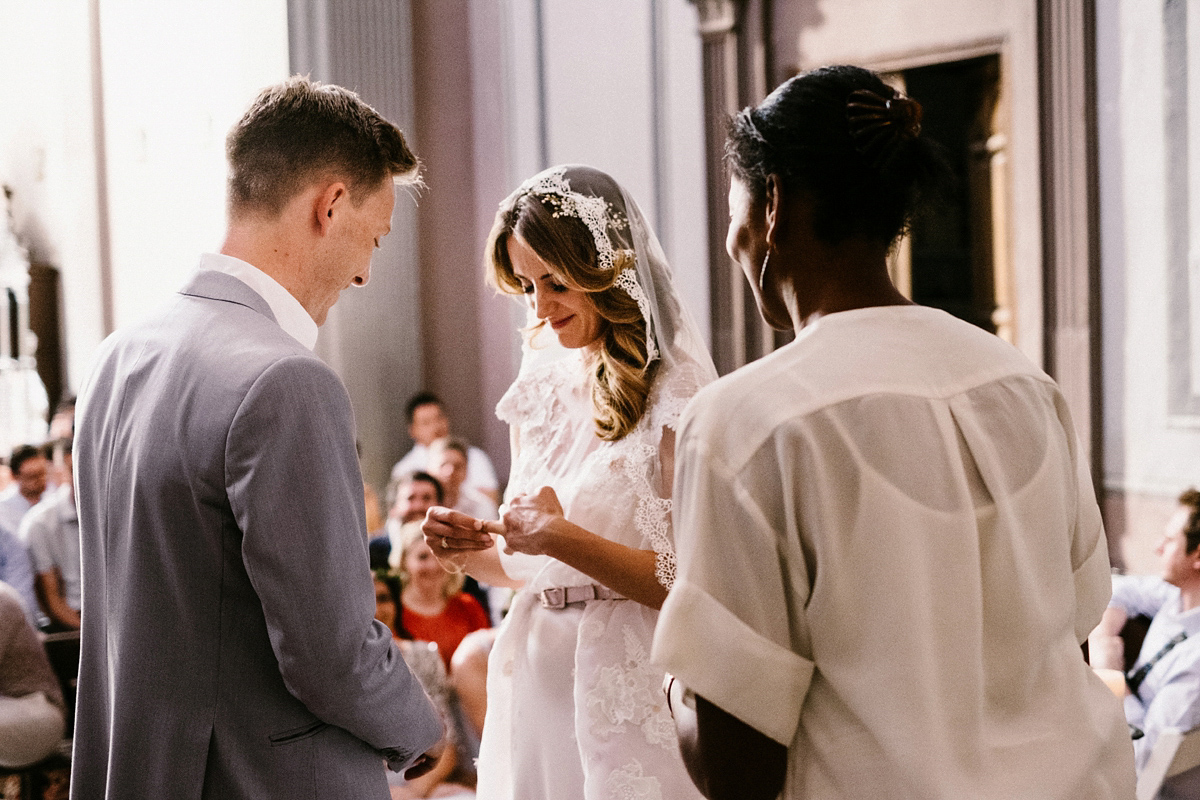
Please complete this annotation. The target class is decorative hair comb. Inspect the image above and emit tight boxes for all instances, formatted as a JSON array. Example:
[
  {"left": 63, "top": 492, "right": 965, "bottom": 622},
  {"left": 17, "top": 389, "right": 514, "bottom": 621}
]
[{"left": 846, "top": 88, "right": 923, "bottom": 168}]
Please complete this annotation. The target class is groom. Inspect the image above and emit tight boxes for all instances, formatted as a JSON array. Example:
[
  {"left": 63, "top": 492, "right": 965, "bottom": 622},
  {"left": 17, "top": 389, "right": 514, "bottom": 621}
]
[{"left": 72, "top": 78, "right": 443, "bottom": 799}]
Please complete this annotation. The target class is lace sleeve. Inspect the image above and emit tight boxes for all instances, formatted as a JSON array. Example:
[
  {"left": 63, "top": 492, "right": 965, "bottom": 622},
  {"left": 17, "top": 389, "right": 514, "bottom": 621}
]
[
  {"left": 647, "top": 359, "right": 710, "bottom": 434},
  {"left": 631, "top": 361, "right": 709, "bottom": 589},
  {"left": 626, "top": 447, "right": 675, "bottom": 588}
]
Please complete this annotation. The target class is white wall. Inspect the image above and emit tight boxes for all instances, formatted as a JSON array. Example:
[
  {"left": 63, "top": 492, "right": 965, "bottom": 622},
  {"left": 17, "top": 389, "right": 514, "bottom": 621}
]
[
  {"left": 0, "top": 1, "right": 289, "bottom": 393},
  {"left": 99, "top": 1, "right": 290, "bottom": 329},
  {"left": 0, "top": 1, "right": 105, "bottom": 391},
  {"left": 1096, "top": 0, "right": 1200, "bottom": 571},
  {"left": 500, "top": 0, "right": 709, "bottom": 348}
]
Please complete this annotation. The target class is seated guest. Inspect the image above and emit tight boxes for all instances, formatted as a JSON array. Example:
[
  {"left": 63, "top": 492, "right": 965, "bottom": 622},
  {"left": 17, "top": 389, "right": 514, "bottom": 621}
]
[
  {"left": 1089, "top": 487, "right": 1200, "bottom": 773},
  {"left": 0, "top": 445, "right": 48, "bottom": 538},
  {"left": 428, "top": 438, "right": 497, "bottom": 523},
  {"left": 20, "top": 440, "right": 80, "bottom": 631},
  {"left": 395, "top": 522, "right": 489, "bottom": 671},
  {"left": 448, "top": 628, "right": 495, "bottom": 743},
  {"left": 389, "top": 470, "right": 444, "bottom": 538},
  {"left": 391, "top": 392, "right": 500, "bottom": 504},
  {"left": 48, "top": 397, "right": 76, "bottom": 442},
  {"left": 0, "top": 524, "right": 37, "bottom": 630},
  {"left": 364, "top": 482, "right": 384, "bottom": 538},
  {"left": 356, "top": 440, "right": 385, "bottom": 539},
  {"left": 0, "top": 580, "right": 65, "bottom": 768},
  {"left": 374, "top": 572, "right": 475, "bottom": 798},
  {"left": 368, "top": 471, "right": 443, "bottom": 570}
]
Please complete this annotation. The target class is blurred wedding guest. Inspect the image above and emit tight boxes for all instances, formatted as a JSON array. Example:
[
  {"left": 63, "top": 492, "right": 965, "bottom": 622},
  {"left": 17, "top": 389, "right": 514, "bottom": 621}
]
[
  {"left": 0, "top": 580, "right": 64, "bottom": 768},
  {"left": 391, "top": 393, "right": 500, "bottom": 504},
  {"left": 0, "top": 445, "right": 48, "bottom": 537},
  {"left": 392, "top": 471, "right": 444, "bottom": 528},
  {"left": 370, "top": 471, "right": 444, "bottom": 569},
  {"left": 395, "top": 522, "right": 488, "bottom": 671},
  {"left": 364, "top": 482, "right": 384, "bottom": 537},
  {"left": 48, "top": 397, "right": 76, "bottom": 441},
  {"left": 1090, "top": 487, "right": 1200, "bottom": 777},
  {"left": 653, "top": 66, "right": 1134, "bottom": 800},
  {"left": 0, "top": 522, "right": 37, "bottom": 629},
  {"left": 356, "top": 441, "right": 385, "bottom": 538},
  {"left": 20, "top": 440, "right": 79, "bottom": 631},
  {"left": 376, "top": 473, "right": 498, "bottom": 624},
  {"left": 428, "top": 438, "right": 497, "bottom": 522},
  {"left": 374, "top": 573, "right": 476, "bottom": 799},
  {"left": 447, "top": 628, "right": 494, "bottom": 744}
]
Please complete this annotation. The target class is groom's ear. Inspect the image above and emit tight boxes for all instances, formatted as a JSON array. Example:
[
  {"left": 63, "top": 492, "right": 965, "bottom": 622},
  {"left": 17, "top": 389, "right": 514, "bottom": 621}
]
[{"left": 313, "top": 181, "right": 349, "bottom": 236}]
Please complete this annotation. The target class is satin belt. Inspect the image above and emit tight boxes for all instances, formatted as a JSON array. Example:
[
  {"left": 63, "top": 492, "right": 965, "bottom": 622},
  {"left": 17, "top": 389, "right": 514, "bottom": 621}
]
[{"left": 537, "top": 583, "right": 626, "bottom": 610}]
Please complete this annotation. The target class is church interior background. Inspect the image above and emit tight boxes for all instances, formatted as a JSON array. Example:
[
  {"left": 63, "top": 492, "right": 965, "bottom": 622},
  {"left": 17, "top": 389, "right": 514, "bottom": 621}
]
[{"left": 0, "top": 0, "right": 1192, "bottom": 574}]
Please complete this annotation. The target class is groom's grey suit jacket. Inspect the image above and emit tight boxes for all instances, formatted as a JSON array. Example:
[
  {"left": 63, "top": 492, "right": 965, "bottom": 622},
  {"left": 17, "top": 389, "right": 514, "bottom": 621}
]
[{"left": 71, "top": 269, "right": 441, "bottom": 799}]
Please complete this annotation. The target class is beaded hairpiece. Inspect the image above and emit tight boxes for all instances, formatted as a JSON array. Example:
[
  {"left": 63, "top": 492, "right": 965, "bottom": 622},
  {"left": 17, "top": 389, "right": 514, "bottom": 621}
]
[
  {"left": 511, "top": 167, "right": 659, "bottom": 362},
  {"left": 846, "top": 88, "right": 923, "bottom": 168}
]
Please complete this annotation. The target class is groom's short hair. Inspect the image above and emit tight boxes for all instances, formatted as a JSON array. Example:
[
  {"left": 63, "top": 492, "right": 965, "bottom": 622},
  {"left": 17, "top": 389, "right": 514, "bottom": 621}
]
[{"left": 225, "top": 76, "right": 419, "bottom": 217}]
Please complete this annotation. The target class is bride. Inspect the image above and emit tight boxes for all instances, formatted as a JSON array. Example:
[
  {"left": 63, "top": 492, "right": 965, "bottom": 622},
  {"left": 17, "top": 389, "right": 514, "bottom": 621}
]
[{"left": 422, "top": 164, "right": 716, "bottom": 800}]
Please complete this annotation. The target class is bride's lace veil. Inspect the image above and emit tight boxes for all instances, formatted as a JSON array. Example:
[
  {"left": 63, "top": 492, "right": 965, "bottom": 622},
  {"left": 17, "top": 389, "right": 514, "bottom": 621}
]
[{"left": 502, "top": 164, "right": 718, "bottom": 390}]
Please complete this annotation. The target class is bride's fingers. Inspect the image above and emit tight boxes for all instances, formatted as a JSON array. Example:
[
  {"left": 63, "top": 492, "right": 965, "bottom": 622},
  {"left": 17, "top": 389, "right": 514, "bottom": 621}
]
[
  {"left": 477, "top": 519, "right": 505, "bottom": 536},
  {"left": 424, "top": 505, "right": 482, "bottom": 531},
  {"left": 439, "top": 535, "right": 494, "bottom": 551}
]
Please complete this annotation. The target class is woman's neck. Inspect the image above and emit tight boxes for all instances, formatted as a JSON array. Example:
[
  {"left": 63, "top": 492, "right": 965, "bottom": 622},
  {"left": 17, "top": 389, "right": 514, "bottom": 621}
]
[
  {"left": 779, "top": 240, "right": 911, "bottom": 333},
  {"left": 402, "top": 582, "right": 447, "bottom": 614}
]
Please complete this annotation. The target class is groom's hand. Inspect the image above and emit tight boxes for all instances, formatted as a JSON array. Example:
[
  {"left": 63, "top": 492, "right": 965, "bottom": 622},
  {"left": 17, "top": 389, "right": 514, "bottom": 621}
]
[{"left": 403, "top": 740, "right": 447, "bottom": 780}]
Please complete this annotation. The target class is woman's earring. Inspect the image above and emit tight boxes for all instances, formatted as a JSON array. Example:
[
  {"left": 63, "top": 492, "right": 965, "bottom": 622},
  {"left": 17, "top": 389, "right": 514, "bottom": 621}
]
[{"left": 758, "top": 249, "right": 772, "bottom": 294}]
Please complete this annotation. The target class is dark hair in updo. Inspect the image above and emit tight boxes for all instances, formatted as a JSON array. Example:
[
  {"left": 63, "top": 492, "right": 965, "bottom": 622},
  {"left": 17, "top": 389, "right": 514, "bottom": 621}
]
[{"left": 725, "top": 65, "right": 950, "bottom": 246}]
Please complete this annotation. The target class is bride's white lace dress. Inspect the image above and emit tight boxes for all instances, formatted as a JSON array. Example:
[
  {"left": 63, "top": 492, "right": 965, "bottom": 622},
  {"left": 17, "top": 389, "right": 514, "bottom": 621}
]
[{"left": 475, "top": 349, "right": 709, "bottom": 800}]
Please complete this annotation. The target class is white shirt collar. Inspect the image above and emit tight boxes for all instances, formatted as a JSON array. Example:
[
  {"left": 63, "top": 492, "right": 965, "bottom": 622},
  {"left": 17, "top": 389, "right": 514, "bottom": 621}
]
[{"left": 198, "top": 253, "right": 319, "bottom": 351}]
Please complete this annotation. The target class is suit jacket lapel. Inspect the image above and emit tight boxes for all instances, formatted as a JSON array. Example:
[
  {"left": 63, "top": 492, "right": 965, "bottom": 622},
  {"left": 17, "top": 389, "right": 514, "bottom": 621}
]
[{"left": 180, "top": 269, "right": 278, "bottom": 325}]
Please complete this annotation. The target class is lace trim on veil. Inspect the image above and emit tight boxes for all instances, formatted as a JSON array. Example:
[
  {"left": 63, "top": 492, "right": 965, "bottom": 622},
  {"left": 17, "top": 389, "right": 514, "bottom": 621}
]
[{"left": 633, "top": 359, "right": 709, "bottom": 587}]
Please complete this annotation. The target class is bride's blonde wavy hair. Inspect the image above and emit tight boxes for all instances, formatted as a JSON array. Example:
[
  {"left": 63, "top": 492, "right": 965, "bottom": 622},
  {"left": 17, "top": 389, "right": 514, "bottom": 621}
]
[{"left": 486, "top": 191, "right": 658, "bottom": 441}]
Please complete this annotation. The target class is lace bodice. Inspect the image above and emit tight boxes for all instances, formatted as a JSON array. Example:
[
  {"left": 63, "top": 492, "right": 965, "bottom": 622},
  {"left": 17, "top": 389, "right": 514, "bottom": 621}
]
[{"left": 495, "top": 351, "right": 709, "bottom": 589}]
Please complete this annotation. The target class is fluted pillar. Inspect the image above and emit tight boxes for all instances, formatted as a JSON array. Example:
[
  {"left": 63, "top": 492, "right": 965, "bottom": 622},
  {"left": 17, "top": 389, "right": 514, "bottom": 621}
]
[{"left": 1038, "top": 0, "right": 1102, "bottom": 488}]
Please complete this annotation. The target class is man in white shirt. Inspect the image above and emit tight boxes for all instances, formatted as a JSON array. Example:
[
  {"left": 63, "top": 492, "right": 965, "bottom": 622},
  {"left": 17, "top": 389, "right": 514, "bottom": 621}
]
[
  {"left": 1090, "top": 487, "right": 1200, "bottom": 776},
  {"left": 0, "top": 445, "right": 48, "bottom": 538},
  {"left": 369, "top": 470, "right": 443, "bottom": 569},
  {"left": 427, "top": 437, "right": 497, "bottom": 523},
  {"left": 391, "top": 393, "right": 499, "bottom": 503},
  {"left": 20, "top": 438, "right": 80, "bottom": 630}
]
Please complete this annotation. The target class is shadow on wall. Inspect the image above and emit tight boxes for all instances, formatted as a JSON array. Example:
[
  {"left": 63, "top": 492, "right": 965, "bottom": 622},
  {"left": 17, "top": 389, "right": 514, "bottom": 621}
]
[{"left": 771, "top": 1, "right": 827, "bottom": 82}]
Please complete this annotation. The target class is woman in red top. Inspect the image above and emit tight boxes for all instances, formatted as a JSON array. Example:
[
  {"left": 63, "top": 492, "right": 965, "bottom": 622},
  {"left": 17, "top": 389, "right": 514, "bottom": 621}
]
[{"left": 396, "top": 521, "right": 490, "bottom": 670}]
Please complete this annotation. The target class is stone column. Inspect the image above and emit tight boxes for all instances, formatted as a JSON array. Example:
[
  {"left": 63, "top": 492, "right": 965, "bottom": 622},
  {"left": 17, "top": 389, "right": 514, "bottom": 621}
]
[
  {"left": 690, "top": 0, "right": 743, "bottom": 374},
  {"left": 1038, "top": 0, "right": 1103, "bottom": 488}
]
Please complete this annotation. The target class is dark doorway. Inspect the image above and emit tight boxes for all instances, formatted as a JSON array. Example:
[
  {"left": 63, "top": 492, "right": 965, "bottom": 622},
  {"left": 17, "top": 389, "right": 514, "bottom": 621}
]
[{"left": 902, "top": 55, "right": 1004, "bottom": 334}]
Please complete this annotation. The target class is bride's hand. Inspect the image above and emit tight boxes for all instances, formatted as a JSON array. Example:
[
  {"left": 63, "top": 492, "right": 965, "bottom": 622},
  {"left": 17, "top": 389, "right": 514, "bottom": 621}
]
[
  {"left": 501, "top": 486, "right": 565, "bottom": 556},
  {"left": 422, "top": 507, "right": 501, "bottom": 567}
]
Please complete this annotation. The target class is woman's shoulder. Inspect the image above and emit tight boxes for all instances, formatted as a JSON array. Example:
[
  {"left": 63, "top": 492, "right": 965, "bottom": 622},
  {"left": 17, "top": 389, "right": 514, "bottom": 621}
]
[
  {"left": 495, "top": 352, "right": 580, "bottom": 427},
  {"left": 641, "top": 356, "right": 716, "bottom": 434}
]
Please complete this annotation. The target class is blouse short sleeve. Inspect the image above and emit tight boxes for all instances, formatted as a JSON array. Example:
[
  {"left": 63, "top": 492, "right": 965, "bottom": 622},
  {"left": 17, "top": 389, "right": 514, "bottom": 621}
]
[{"left": 652, "top": 404, "right": 815, "bottom": 746}]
